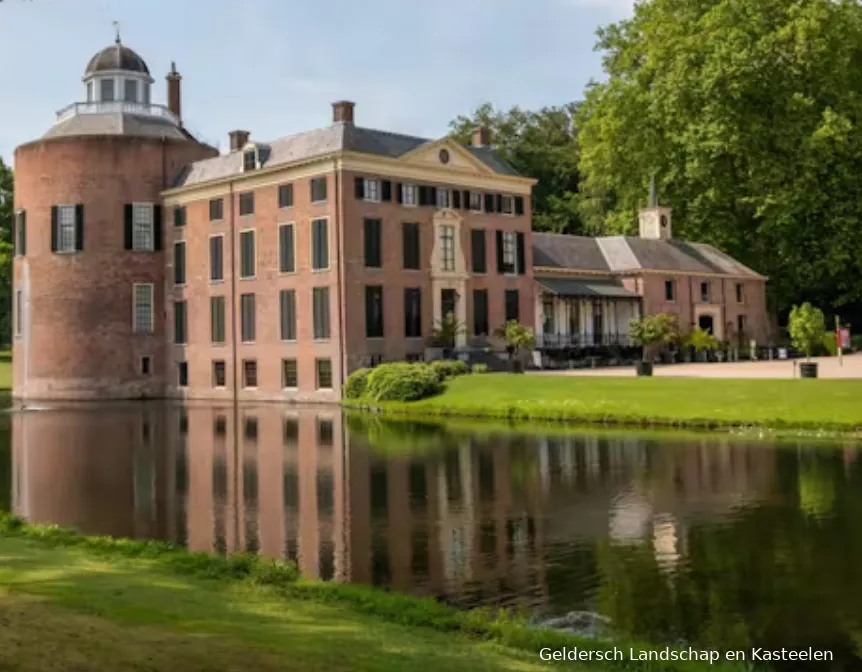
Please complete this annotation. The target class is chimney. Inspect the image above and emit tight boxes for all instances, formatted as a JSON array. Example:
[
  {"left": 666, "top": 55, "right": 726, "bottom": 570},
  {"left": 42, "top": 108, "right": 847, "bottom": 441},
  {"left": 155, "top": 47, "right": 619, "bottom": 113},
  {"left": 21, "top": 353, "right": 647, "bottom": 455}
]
[
  {"left": 229, "top": 130, "right": 250, "bottom": 152},
  {"left": 332, "top": 100, "right": 355, "bottom": 125},
  {"left": 472, "top": 126, "right": 491, "bottom": 148},
  {"left": 166, "top": 62, "right": 182, "bottom": 125}
]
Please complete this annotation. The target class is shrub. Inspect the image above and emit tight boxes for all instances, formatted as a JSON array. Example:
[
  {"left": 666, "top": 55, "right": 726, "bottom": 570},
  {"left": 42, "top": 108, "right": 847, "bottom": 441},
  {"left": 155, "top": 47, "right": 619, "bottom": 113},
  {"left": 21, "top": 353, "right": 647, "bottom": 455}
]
[
  {"left": 344, "top": 367, "right": 372, "bottom": 399},
  {"left": 364, "top": 363, "right": 441, "bottom": 402},
  {"left": 429, "top": 359, "right": 469, "bottom": 382},
  {"left": 471, "top": 363, "right": 489, "bottom": 374},
  {"left": 788, "top": 302, "right": 826, "bottom": 360},
  {"left": 852, "top": 334, "right": 862, "bottom": 352},
  {"left": 822, "top": 331, "right": 838, "bottom": 357}
]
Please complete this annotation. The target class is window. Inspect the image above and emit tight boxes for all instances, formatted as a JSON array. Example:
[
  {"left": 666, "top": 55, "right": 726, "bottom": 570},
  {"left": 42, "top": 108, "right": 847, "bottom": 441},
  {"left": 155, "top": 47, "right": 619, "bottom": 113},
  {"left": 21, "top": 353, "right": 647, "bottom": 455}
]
[
  {"left": 213, "top": 360, "right": 226, "bottom": 387},
  {"left": 100, "top": 78, "right": 115, "bottom": 102},
  {"left": 174, "top": 206, "right": 186, "bottom": 228},
  {"left": 86, "top": 81, "right": 93, "bottom": 102},
  {"left": 282, "top": 359, "right": 298, "bottom": 389},
  {"left": 471, "top": 229, "right": 486, "bottom": 273},
  {"left": 665, "top": 280, "right": 675, "bottom": 301},
  {"left": 514, "top": 196, "right": 525, "bottom": 216},
  {"left": 700, "top": 281, "right": 710, "bottom": 303},
  {"left": 402, "top": 183, "right": 418, "bottom": 206},
  {"left": 316, "top": 359, "right": 333, "bottom": 390},
  {"left": 436, "top": 188, "right": 451, "bottom": 209},
  {"left": 543, "top": 297, "right": 556, "bottom": 334},
  {"left": 736, "top": 283, "right": 744, "bottom": 303},
  {"left": 239, "top": 192, "right": 255, "bottom": 216},
  {"left": 240, "top": 293, "right": 255, "bottom": 342},
  {"left": 124, "top": 79, "right": 138, "bottom": 102},
  {"left": 484, "top": 193, "right": 496, "bottom": 213},
  {"left": 173, "top": 241, "right": 186, "bottom": 285},
  {"left": 14, "top": 290, "right": 22, "bottom": 337},
  {"left": 141, "top": 356, "right": 151, "bottom": 375},
  {"left": 363, "top": 178, "right": 381, "bottom": 202},
  {"left": 132, "top": 204, "right": 155, "bottom": 251},
  {"left": 178, "top": 361, "right": 188, "bottom": 387},
  {"left": 441, "top": 225, "right": 455, "bottom": 271},
  {"left": 500, "top": 195, "right": 514, "bottom": 215},
  {"left": 365, "top": 285, "right": 384, "bottom": 338},
  {"left": 243, "top": 150, "right": 257, "bottom": 171},
  {"left": 14, "top": 211, "right": 26, "bottom": 256},
  {"left": 313, "top": 287, "right": 330, "bottom": 339},
  {"left": 312, "top": 219, "right": 329, "bottom": 270},
  {"left": 211, "top": 296, "right": 226, "bottom": 343},
  {"left": 240, "top": 230, "right": 255, "bottom": 278},
  {"left": 737, "top": 315, "right": 746, "bottom": 338},
  {"left": 174, "top": 300, "right": 187, "bottom": 344},
  {"left": 501, "top": 232, "right": 516, "bottom": 274},
  {"left": 210, "top": 235, "right": 224, "bottom": 281},
  {"left": 209, "top": 198, "right": 223, "bottom": 221},
  {"left": 473, "top": 289, "right": 489, "bottom": 336},
  {"left": 364, "top": 219, "right": 382, "bottom": 268},
  {"left": 243, "top": 360, "right": 258, "bottom": 388},
  {"left": 52, "top": 204, "right": 80, "bottom": 253},
  {"left": 505, "top": 289, "right": 520, "bottom": 322},
  {"left": 278, "top": 224, "right": 295, "bottom": 273},
  {"left": 404, "top": 288, "right": 422, "bottom": 338},
  {"left": 133, "top": 284, "right": 154, "bottom": 333},
  {"left": 310, "top": 177, "right": 327, "bottom": 203},
  {"left": 402, "top": 222, "right": 420, "bottom": 270},
  {"left": 469, "top": 191, "right": 483, "bottom": 212},
  {"left": 280, "top": 289, "right": 296, "bottom": 341},
  {"left": 274, "top": 183, "right": 293, "bottom": 209}
]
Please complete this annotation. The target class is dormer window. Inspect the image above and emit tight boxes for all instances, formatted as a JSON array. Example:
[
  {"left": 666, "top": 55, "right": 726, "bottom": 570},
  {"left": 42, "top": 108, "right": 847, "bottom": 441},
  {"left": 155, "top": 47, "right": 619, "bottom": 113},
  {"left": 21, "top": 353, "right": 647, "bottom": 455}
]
[{"left": 243, "top": 149, "right": 257, "bottom": 172}]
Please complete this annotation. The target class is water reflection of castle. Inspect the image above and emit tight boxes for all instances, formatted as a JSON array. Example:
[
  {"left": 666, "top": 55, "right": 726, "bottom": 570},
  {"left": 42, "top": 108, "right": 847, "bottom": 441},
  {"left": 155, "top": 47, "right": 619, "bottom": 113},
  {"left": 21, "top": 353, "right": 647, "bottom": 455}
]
[{"left": 10, "top": 406, "right": 777, "bottom": 610}]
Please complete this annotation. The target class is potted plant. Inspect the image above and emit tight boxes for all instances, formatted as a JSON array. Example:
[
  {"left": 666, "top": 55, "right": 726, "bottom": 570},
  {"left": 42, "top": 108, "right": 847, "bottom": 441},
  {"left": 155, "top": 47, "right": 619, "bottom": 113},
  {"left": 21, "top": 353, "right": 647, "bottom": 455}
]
[
  {"left": 426, "top": 312, "right": 464, "bottom": 361},
  {"left": 685, "top": 327, "right": 718, "bottom": 362},
  {"left": 629, "top": 313, "right": 678, "bottom": 377},
  {"left": 788, "top": 302, "right": 825, "bottom": 378},
  {"left": 495, "top": 320, "right": 535, "bottom": 373}
]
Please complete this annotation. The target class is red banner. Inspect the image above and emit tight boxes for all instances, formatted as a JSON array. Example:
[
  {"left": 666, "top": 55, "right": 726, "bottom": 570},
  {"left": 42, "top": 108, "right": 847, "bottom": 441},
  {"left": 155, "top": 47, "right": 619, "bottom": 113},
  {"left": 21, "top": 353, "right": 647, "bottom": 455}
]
[{"left": 837, "top": 328, "right": 851, "bottom": 349}]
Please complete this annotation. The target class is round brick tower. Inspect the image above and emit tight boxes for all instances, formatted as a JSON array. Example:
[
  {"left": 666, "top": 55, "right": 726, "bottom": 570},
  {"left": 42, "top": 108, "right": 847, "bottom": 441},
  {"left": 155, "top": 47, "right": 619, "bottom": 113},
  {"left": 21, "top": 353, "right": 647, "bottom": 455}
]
[{"left": 12, "top": 39, "right": 218, "bottom": 401}]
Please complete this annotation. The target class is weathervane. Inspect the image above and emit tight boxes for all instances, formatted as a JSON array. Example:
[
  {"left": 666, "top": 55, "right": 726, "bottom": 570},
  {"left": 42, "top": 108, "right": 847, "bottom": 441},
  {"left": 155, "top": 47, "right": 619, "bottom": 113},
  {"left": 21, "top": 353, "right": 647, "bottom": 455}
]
[{"left": 113, "top": 20, "right": 121, "bottom": 45}]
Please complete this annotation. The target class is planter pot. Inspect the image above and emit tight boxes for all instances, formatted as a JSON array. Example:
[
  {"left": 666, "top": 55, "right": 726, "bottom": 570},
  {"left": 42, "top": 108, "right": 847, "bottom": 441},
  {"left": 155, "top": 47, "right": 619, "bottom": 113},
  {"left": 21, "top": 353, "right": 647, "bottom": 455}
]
[
  {"left": 510, "top": 359, "right": 525, "bottom": 374},
  {"left": 799, "top": 362, "right": 818, "bottom": 379},
  {"left": 635, "top": 361, "right": 654, "bottom": 377}
]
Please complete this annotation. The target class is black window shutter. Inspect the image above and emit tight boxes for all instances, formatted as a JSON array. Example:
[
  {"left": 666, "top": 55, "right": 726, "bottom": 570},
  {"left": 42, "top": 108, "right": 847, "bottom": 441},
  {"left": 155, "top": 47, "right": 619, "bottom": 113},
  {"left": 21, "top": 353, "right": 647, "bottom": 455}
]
[
  {"left": 75, "top": 204, "right": 84, "bottom": 251},
  {"left": 382, "top": 180, "right": 392, "bottom": 202},
  {"left": 495, "top": 194, "right": 503, "bottom": 213},
  {"left": 463, "top": 190, "right": 470, "bottom": 210},
  {"left": 452, "top": 190, "right": 461, "bottom": 209},
  {"left": 418, "top": 186, "right": 427, "bottom": 206},
  {"left": 51, "top": 206, "right": 59, "bottom": 252},
  {"left": 484, "top": 193, "right": 495, "bottom": 213},
  {"left": 355, "top": 177, "right": 364, "bottom": 200},
  {"left": 153, "top": 205, "right": 163, "bottom": 251},
  {"left": 516, "top": 232, "right": 526, "bottom": 275},
  {"left": 396, "top": 183, "right": 403, "bottom": 204},
  {"left": 20, "top": 211, "right": 27, "bottom": 256},
  {"left": 124, "top": 205, "right": 133, "bottom": 250},
  {"left": 428, "top": 186, "right": 437, "bottom": 206},
  {"left": 514, "top": 196, "right": 524, "bottom": 216},
  {"left": 496, "top": 230, "right": 505, "bottom": 273}
]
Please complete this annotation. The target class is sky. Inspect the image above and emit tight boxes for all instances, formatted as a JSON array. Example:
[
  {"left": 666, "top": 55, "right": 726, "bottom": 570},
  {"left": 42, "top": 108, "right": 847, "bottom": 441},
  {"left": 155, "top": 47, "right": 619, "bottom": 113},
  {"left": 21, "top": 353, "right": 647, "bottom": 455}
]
[{"left": 0, "top": 0, "right": 634, "bottom": 162}]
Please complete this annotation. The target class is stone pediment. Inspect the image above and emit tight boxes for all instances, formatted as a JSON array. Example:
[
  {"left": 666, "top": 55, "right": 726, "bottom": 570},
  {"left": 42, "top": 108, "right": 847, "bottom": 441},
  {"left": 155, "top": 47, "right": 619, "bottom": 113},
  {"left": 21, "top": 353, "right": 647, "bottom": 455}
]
[{"left": 399, "top": 138, "right": 492, "bottom": 174}]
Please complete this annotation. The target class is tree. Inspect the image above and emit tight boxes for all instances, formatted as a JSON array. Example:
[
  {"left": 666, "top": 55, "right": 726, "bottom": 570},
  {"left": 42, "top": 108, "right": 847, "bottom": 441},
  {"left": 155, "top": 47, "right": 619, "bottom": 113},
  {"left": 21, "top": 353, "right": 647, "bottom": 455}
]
[
  {"left": 684, "top": 327, "right": 718, "bottom": 357},
  {"left": 449, "top": 103, "right": 584, "bottom": 234},
  {"left": 577, "top": 0, "right": 862, "bottom": 323},
  {"left": 629, "top": 313, "right": 679, "bottom": 362},
  {"left": 495, "top": 320, "right": 535, "bottom": 371},
  {"left": 788, "top": 302, "right": 826, "bottom": 361},
  {"left": 0, "top": 157, "right": 13, "bottom": 346}
]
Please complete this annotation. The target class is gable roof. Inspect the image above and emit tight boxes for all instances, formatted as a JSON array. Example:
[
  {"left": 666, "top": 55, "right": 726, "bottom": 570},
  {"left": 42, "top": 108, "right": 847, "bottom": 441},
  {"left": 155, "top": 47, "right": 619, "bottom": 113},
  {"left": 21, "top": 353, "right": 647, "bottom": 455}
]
[
  {"left": 173, "top": 124, "right": 521, "bottom": 188},
  {"left": 532, "top": 233, "right": 611, "bottom": 273}
]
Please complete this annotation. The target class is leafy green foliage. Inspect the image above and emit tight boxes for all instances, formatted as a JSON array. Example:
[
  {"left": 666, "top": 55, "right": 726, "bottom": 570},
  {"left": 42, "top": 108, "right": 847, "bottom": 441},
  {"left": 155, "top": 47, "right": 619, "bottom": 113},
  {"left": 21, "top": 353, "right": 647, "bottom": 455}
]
[
  {"left": 495, "top": 320, "right": 535, "bottom": 355},
  {"left": 428, "top": 359, "right": 469, "bottom": 382},
  {"left": 684, "top": 327, "right": 718, "bottom": 353},
  {"left": 429, "top": 313, "right": 464, "bottom": 348},
  {"left": 364, "top": 363, "right": 442, "bottom": 402},
  {"left": 471, "top": 363, "right": 489, "bottom": 375},
  {"left": 0, "top": 158, "right": 12, "bottom": 345},
  {"left": 449, "top": 103, "right": 584, "bottom": 234},
  {"left": 788, "top": 302, "right": 826, "bottom": 360},
  {"left": 344, "top": 367, "right": 372, "bottom": 400},
  {"left": 576, "top": 0, "right": 862, "bottom": 320},
  {"left": 629, "top": 314, "right": 679, "bottom": 359}
]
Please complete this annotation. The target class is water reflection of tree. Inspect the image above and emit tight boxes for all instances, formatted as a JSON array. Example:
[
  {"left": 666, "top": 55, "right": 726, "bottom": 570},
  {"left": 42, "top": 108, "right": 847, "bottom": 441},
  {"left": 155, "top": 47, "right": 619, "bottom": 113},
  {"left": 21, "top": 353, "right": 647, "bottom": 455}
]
[{"left": 595, "top": 449, "right": 862, "bottom": 668}]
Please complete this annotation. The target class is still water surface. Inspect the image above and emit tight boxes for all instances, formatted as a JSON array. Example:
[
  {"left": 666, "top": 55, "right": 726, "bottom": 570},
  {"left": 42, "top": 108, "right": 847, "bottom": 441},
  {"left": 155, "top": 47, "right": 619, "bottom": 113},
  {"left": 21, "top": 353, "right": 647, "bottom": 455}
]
[{"left": 1, "top": 404, "right": 860, "bottom": 668}]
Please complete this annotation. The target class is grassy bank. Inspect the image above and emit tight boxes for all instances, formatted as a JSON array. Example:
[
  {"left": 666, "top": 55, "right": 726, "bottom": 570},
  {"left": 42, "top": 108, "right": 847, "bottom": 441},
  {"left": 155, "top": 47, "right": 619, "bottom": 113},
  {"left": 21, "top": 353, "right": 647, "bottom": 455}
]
[
  {"left": 0, "top": 515, "right": 746, "bottom": 672},
  {"left": 0, "top": 349, "right": 10, "bottom": 393},
  {"left": 349, "top": 374, "right": 862, "bottom": 433}
]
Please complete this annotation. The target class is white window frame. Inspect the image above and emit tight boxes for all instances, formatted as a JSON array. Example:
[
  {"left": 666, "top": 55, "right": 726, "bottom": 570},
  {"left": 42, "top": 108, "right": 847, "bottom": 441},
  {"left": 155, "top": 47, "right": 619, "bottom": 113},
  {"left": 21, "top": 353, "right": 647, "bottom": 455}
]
[
  {"left": 469, "top": 191, "right": 483, "bottom": 213},
  {"left": 132, "top": 203, "right": 155, "bottom": 251},
  {"left": 242, "top": 359, "right": 258, "bottom": 389},
  {"left": 209, "top": 233, "right": 225, "bottom": 283},
  {"left": 56, "top": 204, "right": 77, "bottom": 253},
  {"left": 310, "top": 217, "right": 330, "bottom": 272},
  {"left": 282, "top": 358, "right": 299, "bottom": 391},
  {"left": 315, "top": 358, "right": 334, "bottom": 390},
  {"left": 441, "top": 225, "right": 455, "bottom": 272},
  {"left": 278, "top": 222, "right": 296, "bottom": 274},
  {"left": 363, "top": 178, "right": 381, "bottom": 203},
  {"left": 212, "top": 360, "right": 227, "bottom": 389},
  {"left": 402, "top": 183, "right": 418, "bottom": 207},
  {"left": 100, "top": 78, "right": 115, "bottom": 102},
  {"left": 242, "top": 149, "right": 258, "bottom": 172},
  {"left": 310, "top": 177, "right": 328, "bottom": 204},
  {"left": 501, "top": 195, "right": 514, "bottom": 216},
  {"left": 502, "top": 231, "right": 517, "bottom": 274},
  {"left": 239, "top": 228, "right": 256, "bottom": 280},
  {"left": 436, "top": 188, "right": 451, "bottom": 209},
  {"left": 132, "top": 283, "right": 154, "bottom": 334},
  {"left": 124, "top": 78, "right": 139, "bottom": 103}
]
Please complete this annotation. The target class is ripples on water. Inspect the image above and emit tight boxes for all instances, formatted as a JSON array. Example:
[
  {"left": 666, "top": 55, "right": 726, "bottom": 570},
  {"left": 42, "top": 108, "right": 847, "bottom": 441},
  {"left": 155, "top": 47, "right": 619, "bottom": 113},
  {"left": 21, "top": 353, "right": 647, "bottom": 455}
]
[{"left": 1, "top": 403, "right": 860, "bottom": 669}]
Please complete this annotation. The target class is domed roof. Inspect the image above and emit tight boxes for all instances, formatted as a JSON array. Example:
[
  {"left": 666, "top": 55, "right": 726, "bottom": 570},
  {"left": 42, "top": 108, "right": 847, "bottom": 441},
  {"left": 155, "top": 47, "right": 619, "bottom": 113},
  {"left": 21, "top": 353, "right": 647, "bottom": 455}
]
[{"left": 84, "top": 41, "right": 150, "bottom": 77}]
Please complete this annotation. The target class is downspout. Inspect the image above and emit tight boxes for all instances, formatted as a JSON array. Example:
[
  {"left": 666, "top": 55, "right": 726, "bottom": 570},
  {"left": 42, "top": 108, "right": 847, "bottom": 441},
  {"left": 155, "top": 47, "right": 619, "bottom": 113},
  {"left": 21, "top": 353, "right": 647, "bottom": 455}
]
[
  {"left": 334, "top": 159, "right": 347, "bottom": 390},
  {"left": 228, "top": 180, "right": 240, "bottom": 552}
]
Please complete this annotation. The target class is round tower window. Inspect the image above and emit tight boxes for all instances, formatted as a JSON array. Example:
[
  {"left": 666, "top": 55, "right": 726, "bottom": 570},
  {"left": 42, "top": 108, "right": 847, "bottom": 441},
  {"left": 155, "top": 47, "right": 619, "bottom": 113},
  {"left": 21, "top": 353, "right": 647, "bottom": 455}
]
[{"left": 439, "top": 149, "right": 450, "bottom": 164}]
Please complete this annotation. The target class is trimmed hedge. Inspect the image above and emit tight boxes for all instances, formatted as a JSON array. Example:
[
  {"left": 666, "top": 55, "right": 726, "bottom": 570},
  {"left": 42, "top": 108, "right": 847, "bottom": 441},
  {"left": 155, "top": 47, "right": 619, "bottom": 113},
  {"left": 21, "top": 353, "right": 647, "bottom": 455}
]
[
  {"left": 364, "top": 363, "right": 442, "bottom": 402},
  {"left": 428, "top": 359, "right": 469, "bottom": 382},
  {"left": 344, "top": 367, "right": 372, "bottom": 400}
]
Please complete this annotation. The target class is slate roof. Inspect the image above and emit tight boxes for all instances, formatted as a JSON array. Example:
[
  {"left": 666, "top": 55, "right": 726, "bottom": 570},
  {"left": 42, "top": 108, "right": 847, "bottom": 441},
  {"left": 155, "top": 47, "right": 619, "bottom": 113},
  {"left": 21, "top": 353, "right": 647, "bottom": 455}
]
[
  {"left": 173, "top": 123, "right": 521, "bottom": 188},
  {"left": 42, "top": 112, "right": 188, "bottom": 141},
  {"left": 534, "top": 233, "right": 762, "bottom": 279},
  {"left": 85, "top": 43, "right": 150, "bottom": 76},
  {"left": 536, "top": 277, "right": 638, "bottom": 299}
]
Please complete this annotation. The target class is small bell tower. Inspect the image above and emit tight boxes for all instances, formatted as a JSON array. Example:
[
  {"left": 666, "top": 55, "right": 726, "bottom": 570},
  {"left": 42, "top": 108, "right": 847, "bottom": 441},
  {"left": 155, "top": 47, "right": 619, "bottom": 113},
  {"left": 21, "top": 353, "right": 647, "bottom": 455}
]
[{"left": 638, "top": 174, "right": 672, "bottom": 240}]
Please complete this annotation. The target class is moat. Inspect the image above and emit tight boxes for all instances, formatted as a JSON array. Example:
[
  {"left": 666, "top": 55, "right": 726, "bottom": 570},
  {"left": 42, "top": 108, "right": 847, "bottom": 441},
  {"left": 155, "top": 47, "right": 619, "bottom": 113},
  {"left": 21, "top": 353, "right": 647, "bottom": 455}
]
[{"left": 0, "top": 404, "right": 860, "bottom": 669}]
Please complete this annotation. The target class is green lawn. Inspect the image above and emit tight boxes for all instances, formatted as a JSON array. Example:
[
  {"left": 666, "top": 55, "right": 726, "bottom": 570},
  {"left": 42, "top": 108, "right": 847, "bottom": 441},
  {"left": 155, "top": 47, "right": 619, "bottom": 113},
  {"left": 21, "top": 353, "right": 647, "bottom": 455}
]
[
  {"left": 0, "top": 349, "right": 10, "bottom": 392},
  {"left": 365, "top": 374, "right": 862, "bottom": 432}
]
